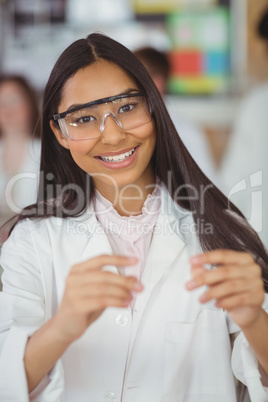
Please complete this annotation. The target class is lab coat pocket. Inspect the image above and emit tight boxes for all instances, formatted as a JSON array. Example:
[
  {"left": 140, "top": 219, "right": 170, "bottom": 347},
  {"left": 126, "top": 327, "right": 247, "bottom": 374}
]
[{"left": 164, "top": 310, "right": 227, "bottom": 397}]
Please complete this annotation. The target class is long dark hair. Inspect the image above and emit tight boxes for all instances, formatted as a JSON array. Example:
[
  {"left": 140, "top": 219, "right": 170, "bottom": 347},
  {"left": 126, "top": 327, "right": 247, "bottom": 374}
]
[
  {"left": 10, "top": 33, "right": 268, "bottom": 290},
  {"left": 0, "top": 74, "right": 41, "bottom": 138}
]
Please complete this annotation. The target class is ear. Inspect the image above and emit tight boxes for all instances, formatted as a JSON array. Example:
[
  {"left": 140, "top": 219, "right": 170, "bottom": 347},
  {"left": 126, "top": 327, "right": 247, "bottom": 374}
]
[{"left": 49, "top": 120, "right": 70, "bottom": 150}]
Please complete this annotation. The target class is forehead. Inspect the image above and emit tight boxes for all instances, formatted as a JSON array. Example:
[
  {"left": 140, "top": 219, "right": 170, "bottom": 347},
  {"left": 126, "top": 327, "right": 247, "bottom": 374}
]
[{"left": 59, "top": 60, "right": 138, "bottom": 111}]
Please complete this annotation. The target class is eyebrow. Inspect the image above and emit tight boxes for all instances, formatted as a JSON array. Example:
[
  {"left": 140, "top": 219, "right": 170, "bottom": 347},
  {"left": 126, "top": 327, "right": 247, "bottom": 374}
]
[{"left": 65, "top": 88, "right": 139, "bottom": 113}]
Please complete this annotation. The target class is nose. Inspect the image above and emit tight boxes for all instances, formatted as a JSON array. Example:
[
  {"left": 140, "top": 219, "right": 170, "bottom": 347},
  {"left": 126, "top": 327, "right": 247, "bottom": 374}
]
[
  {"left": 100, "top": 113, "right": 126, "bottom": 145},
  {"left": 100, "top": 113, "right": 122, "bottom": 134}
]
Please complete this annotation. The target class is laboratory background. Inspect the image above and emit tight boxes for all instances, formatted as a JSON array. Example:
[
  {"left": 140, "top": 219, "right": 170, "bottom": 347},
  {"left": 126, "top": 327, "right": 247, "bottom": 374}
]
[{"left": 0, "top": 0, "right": 268, "bottom": 287}]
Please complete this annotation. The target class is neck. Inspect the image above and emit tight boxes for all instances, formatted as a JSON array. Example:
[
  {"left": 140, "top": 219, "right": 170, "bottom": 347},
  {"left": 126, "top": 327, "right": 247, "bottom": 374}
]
[{"left": 95, "top": 169, "right": 156, "bottom": 217}]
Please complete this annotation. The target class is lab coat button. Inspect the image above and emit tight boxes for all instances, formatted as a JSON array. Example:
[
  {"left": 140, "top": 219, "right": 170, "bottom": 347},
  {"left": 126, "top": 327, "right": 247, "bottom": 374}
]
[
  {"left": 115, "top": 314, "right": 128, "bottom": 326},
  {"left": 103, "top": 391, "right": 117, "bottom": 400}
]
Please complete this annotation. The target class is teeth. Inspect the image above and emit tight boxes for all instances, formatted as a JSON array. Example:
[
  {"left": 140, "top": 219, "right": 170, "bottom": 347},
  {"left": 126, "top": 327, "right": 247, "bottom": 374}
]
[{"left": 99, "top": 147, "right": 136, "bottom": 162}]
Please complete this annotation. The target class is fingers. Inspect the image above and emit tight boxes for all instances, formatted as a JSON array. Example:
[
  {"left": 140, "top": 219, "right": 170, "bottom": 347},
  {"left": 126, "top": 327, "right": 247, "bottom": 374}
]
[
  {"left": 78, "top": 296, "right": 131, "bottom": 312},
  {"left": 186, "top": 262, "right": 261, "bottom": 290},
  {"left": 190, "top": 264, "right": 206, "bottom": 277},
  {"left": 65, "top": 254, "right": 143, "bottom": 310},
  {"left": 69, "top": 271, "right": 142, "bottom": 300},
  {"left": 55, "top": 254, "right": 143, "bottom": 342},
  {"left": 199, "top": 277, "right": 263, "bottom": 304},
  {"left": 68, "top": 254, "right": 142, "bottom": 297},
  {"left": 72, "top": 254, "right": 138, "bottom": 273},
  {"left": 73, "top": 291, "right": 135, "bottom": 314},
  {"left": 215, "top": 292, "right": 264, "bottom": 310},
  {"left": 187, "top": 249, "right": 261, "bottom": 290},
  {"left": 185, "top": 249, "right": 264, "bottom": 306},
  {"left": 191, "top": 249, "right": 254, "bottom": 267},
  {"left": 69, "top": 269, "right": 140, "bottom": 290}
]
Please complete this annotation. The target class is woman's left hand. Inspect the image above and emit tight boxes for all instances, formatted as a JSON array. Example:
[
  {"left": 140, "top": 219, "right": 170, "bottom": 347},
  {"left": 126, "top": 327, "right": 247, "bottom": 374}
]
[{"left": 185, "top": 250, "right": 265, "bottom": 329}]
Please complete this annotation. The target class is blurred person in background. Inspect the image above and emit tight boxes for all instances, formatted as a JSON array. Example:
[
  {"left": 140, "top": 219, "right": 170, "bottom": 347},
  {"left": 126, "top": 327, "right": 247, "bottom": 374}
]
[
  {"left": 0, "top": 75, "right": 41, "bottom": 236},
  {"left": 218, "top": 8, "right": 268, "bottom": 249},
  {"left": 134, "top": 46, "right": 217, "bottom": 183}
]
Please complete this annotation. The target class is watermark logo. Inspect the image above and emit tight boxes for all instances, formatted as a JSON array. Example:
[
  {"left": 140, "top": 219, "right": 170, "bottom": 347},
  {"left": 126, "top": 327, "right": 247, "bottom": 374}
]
[{"left": 2, "top": 170, "right": 264, "bottom": 236}]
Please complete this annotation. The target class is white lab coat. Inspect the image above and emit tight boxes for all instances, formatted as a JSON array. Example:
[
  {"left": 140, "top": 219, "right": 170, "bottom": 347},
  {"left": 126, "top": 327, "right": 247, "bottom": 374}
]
[{"left": 0, "top": 185, "right": 267, "bottom": 402}]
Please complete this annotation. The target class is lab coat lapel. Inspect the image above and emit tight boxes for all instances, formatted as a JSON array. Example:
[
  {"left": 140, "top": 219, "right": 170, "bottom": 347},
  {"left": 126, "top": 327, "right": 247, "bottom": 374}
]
[
  {"left": 144, "top": 210, "right": 185, "bottom": 289},
  {"left": 79, "top": 208, "right": 117, "bottom": 275},
  {"left": 142, "top": 185, "right": 187, "bottom": 289}
]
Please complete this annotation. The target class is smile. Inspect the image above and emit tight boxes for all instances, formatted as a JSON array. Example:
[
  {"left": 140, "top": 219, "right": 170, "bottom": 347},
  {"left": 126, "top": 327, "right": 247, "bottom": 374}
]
[{"left": 98, "top": 147, "right": 136, "bottom": 163}]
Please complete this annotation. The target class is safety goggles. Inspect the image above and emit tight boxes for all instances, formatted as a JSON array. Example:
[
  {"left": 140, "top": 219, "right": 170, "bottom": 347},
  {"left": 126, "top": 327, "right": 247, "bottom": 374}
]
[{"left": 52, "top": 92, "right": 152, "bottom": 141}]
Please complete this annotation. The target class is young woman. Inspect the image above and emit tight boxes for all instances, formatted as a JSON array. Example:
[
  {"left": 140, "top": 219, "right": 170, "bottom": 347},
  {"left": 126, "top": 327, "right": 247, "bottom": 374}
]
[{"left": 0, "top": 33, "right": 268, "bottom": 402}]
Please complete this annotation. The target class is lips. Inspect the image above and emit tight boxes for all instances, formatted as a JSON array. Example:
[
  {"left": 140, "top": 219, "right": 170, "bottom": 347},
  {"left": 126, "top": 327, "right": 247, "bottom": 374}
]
[
  {"left": 95, "top": 145, "right": 139, "bottom": 170},
  {"left": 98, "top": 147, "right": 136, "bottom": 163},
  {"left": 96, "top": 146, "right": 137, "bottom": 158}
]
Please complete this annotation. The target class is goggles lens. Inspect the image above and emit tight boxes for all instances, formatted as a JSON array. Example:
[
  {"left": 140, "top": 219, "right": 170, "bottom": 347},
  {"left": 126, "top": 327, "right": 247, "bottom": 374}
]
[{"left": 58, "top": 95, "right": 151, "bottom": 141}]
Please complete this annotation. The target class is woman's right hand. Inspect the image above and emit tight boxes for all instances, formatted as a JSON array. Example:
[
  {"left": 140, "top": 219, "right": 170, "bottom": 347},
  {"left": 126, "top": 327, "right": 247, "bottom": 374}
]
[{"left": 52, "top": 254, "right": 142, "bottom": 343}]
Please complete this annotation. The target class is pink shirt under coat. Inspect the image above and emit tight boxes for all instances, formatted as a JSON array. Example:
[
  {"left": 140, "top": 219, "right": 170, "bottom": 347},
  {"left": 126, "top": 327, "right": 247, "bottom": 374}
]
[{"left": 93, "top": 184, "right": 161, "bottom": 307}]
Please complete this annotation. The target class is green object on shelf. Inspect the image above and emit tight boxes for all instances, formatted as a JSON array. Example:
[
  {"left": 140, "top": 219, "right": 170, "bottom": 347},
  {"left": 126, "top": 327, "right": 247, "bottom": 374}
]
[{"left": 166, "top": 7, "right": 231, "bottom": 95}]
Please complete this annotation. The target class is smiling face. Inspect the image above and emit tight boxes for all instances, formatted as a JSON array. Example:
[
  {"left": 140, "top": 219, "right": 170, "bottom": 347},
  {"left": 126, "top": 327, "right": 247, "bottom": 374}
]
[{"left": 50, "top": 60, "right": 156, "bottom": 200}]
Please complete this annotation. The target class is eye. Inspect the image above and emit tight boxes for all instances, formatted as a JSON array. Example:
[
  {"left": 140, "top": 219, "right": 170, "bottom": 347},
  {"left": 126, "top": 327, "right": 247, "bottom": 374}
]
[
  {"left": 79, "top": 115, "right": 95, "bottom": 124},
  {"left": 71, "top": 115, "right": 96, "bottom": 126},
  {"left": 118, "top": 103, "right": 135, "bottom": 114}
]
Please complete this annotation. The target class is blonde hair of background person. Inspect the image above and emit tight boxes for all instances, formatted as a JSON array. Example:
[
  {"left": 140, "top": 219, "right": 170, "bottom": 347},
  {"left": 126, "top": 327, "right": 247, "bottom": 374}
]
[
  {"left": 0, "top": 33, "right": 268, "bottom": 401},
  {"left": 0, "top": 75, "right": 41, "bottom": 237}
]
